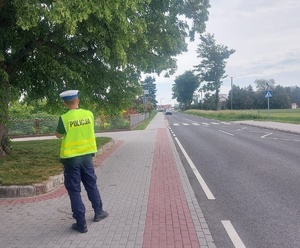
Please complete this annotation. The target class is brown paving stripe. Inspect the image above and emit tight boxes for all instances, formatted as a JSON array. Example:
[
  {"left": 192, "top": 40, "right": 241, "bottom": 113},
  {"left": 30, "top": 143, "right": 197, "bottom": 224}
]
[{"left": 142, "top": 128, "right": 200, "bottom": 248}]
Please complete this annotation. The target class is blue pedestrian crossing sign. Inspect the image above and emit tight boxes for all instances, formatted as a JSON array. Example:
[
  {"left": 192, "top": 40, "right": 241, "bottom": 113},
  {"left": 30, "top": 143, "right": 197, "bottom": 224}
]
[{"left": 265, "top": 90, "right": 272, "bottom": 98}]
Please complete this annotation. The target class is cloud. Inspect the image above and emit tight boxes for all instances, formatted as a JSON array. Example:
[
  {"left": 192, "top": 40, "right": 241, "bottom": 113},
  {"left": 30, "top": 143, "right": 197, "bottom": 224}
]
[{"left": 153, "top": 0, "right": 300, "bottom": 104}]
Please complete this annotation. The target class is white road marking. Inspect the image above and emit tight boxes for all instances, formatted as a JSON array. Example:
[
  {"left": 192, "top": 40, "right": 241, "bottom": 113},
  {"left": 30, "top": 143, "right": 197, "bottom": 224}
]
[
  {"left": 219, "top": 130, "right": 234, "bottom": 136},
  {"left": 221, "top": 122, "right": 231, "bottom": 125},
  {"left": 222, "top": 220, "right": 246, "bottom": 248},
  {"left": 261, "top": 132, "right": 272, "bottom": 138},
  {"left": 211, "top": 122, "right": 220, "bottom": 125},
  {"left": 192, "top": 123, "right": 200, "bottom": 125},
  {"left": 174, "top": 137, "right": 215, "bottom": 200},
  {"left": 173, "top": 123, "right": 179, "bottom": 126},
  {"left": 169, "top": 128, "right": 176, "bottom": 137},
  {"left": 261, "top": 133, "right": 300, "bottom": 142},
  {"left": 202, "top": 123, "right": 210, "bottom": 126},
  {"left": 183, "top": 123, "right": 189, "bottom": 126}
]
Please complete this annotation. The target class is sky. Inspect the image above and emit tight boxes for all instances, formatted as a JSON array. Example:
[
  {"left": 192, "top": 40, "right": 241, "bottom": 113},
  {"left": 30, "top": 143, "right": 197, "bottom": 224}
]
[{"left": 149, "top": 0, "right": 300, "bottom": 106}]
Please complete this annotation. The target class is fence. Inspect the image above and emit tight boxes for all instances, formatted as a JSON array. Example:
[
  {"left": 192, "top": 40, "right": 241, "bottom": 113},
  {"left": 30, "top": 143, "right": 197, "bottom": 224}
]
[
  {"left": 129, "top": 112, "right": 150, "bottom": 128},
  {"left": 8, "top": 113, "right": 150, "bottom": 137},
  {"left": 8, "top": 117, "right": 58, "bottom": 136}
]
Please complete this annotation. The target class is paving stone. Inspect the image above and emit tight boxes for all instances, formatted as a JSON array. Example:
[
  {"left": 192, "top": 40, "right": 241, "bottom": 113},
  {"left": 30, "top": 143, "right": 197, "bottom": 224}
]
[{"left": 0, "top": 113, "right": 216, "bottom": 248}]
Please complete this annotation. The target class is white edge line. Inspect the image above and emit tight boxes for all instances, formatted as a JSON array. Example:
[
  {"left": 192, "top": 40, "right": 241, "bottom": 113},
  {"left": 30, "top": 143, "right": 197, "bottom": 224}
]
[
  {"left": 261, "top": 132, "right": 272, "bottom": 139},
  {"left": 222, "top": 220, "right": 246, "bottom": 248},
  {"left": 219, "top": 130, "right": 234, "bottom": 136},
  {"left": 174, "top": 137, "right": 215, "bottom": 200}
]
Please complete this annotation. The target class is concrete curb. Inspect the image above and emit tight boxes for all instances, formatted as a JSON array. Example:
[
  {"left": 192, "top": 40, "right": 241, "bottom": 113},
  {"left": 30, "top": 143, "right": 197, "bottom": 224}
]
[
  {"left": 234, "top": 121, "right": 300, "bottom": 135},
  {"left": 0, "top": 140, "right": 115, "bottom": 198}
]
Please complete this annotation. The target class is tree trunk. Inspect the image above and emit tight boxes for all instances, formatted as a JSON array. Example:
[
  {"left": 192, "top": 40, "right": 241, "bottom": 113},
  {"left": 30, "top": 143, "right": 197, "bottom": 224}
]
[
  {"left": 0, "top": 79, "right": 11, "bottom": 157},
  {"left": 0, "top": 123, "right": 10, "bottom": 157}
]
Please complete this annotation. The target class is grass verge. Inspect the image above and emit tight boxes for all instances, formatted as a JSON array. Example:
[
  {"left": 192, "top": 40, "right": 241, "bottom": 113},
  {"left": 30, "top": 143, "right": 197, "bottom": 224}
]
[
  {"left": 185, "top": 109, "right": 300, "bottom": 124},
  {"left": 0, "top": 137, "right": 112, "bottom": 186}
]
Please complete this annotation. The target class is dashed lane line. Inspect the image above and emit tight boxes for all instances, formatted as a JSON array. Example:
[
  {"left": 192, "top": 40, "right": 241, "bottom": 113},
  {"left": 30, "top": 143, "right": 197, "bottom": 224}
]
[
  {"left": 261, "top": 132, "right": 273, "bottom": 138},
  {"left": 219, "top": 130, "right": 235, "bottom": 136}
]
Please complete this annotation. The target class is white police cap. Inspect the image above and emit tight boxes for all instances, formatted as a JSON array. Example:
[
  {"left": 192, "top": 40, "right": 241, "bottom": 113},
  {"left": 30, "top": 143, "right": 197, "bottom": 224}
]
[{"left": 59, "top": 90, "right": 79, "bottom": 101}]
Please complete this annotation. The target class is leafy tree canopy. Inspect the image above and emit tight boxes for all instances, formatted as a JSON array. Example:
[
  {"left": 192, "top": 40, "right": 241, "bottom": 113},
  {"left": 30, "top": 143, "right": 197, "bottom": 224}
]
[
  {"left": 0, "top": 0, "right": 210, "bottom": 156},
  {"left": 142, "top": 76, "right": 157, "bottom": 108},
  {"left": 225, "top": 82, "right": 295, "bottom": 110},
  {"left": 255, "top": 79, "right": 276, "bottom": 91},
  {"left": 172, "top": 70, "right": 200, "bottom": 109},
  {"left": 1, "top": 0, "right": 210, "bottom": 105},
  {"left": 194, "top": 33, "right": 235, "bottom": 110}
]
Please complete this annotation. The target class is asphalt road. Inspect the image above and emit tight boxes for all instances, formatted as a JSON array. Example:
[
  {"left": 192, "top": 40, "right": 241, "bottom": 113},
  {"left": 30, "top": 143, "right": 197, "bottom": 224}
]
[{"left": 166, "top": 112, "right": 300, "bottom": 248}]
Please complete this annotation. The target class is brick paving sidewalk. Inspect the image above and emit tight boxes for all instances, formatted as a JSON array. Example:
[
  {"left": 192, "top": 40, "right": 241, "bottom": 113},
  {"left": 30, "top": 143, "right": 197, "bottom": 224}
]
[
  {"left": 0, "top": 113, "right": 215, "bottom": 248},
  {"left": 142, "top": 128, "right": 200, "bottom": 248}
]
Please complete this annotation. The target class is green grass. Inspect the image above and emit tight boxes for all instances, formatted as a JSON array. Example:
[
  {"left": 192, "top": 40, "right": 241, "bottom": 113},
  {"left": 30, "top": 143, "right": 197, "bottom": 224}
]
[
  {"left": 185, "top": 109, "right": 300, "bottom": 123},
  {"left": 132, "top": 111, "right": 158, "bottom": 130},
  {"left": 0, "top": 137, "right": 112, "bottom": 186}
]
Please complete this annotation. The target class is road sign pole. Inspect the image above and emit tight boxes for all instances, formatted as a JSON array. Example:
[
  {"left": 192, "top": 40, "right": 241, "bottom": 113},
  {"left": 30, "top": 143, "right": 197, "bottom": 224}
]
[
  {"left": 265, "top": 90, "right": 272, "bottom": 120},
  {"left": 267, "top": 97, "right": 269, "bottom": 120}
]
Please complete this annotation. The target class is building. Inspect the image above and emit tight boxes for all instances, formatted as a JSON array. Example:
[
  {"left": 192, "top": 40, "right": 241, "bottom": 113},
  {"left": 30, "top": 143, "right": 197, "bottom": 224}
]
[{"left": 157, "top": 104, "right": 172, "bottom": 112}]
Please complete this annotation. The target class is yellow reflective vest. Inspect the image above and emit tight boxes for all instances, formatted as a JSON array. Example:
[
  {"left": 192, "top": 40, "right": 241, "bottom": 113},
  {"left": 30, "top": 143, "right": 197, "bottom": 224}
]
[{"left": 60, "top": 109, "right": 97, "bottom": 158}]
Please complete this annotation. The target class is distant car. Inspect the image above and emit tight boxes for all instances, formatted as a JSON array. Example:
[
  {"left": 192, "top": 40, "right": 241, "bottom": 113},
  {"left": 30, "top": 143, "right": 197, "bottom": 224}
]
[{"left": 165, "top": 109, "right": 172, "bottom": 115}]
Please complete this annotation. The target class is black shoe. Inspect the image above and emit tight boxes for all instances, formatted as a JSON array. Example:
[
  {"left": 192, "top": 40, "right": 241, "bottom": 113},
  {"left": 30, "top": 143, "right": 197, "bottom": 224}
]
[
  {"left": 72, "top": 223, "right": 88, "bottom": 233},
  {"left": 94, "top": 211, "right": 108, "bottom": 222}
]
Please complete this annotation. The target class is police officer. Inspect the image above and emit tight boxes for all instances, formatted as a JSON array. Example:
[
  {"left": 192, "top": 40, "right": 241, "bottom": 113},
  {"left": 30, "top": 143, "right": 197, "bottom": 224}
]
[{"left": 55, "top": 90, "right": 108, "bottom": 233}]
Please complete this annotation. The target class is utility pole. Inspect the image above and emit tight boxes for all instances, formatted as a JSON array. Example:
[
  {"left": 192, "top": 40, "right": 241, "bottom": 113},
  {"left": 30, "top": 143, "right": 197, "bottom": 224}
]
[
  {"left": 266, "top": 82, "right": 270, "bottom": 120},
  {"left": 230, "top": 77, "right": 233, "bottom": 110}
]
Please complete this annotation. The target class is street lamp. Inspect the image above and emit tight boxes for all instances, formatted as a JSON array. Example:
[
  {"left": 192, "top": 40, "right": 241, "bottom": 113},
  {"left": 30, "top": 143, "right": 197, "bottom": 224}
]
[
  {"left": 230, "top": 77, "right": 233, "bottom": 110},
  {"left": 159, "top": 98, "right": 164, "bottom": 111}
]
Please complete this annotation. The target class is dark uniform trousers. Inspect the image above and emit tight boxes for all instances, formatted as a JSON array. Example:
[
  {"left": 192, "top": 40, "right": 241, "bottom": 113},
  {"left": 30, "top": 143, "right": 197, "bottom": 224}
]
[{"left": 62, "top": 154, "right": 103, "bottom": 225}]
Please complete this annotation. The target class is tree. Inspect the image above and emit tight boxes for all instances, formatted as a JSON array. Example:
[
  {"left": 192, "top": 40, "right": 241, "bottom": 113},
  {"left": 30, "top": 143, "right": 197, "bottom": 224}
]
[
  {"left": 227, "top": 85, "right": 242, "bottom": 109},
  {"left": 254, "top": 79, "right": 275, "bottom": 109},
  {"left": 254, "top": 79, "right": 275, "bottom": 91},
  {"left": 272, "top": 85, "right": 290, "bottom": 109},
  {"left": 141, "top": 76, "right": 157, "bottom": 108},
  {"left": 172, "top": 70, "right": 200, "bottom": 109},
  {"left": 194, "top": 33, "right": 235, "bottom": 110},
  {"left": 224, "top": 82, "right": 300, "bottom": 110},
  {"left": 289, "top": 86, "right": 300, "bottom": 107},
  {"left": 202, "top": 92, "right": 216, "bottom": 110},
  {"left": 243, "top": 85, "right": 256, "bottom": 109},
  {"left": 0, "top": 0, "right": 210, "bottom": 156},
  {"left": 226, "top": 85, "right": 255, "bottom": 109}
]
